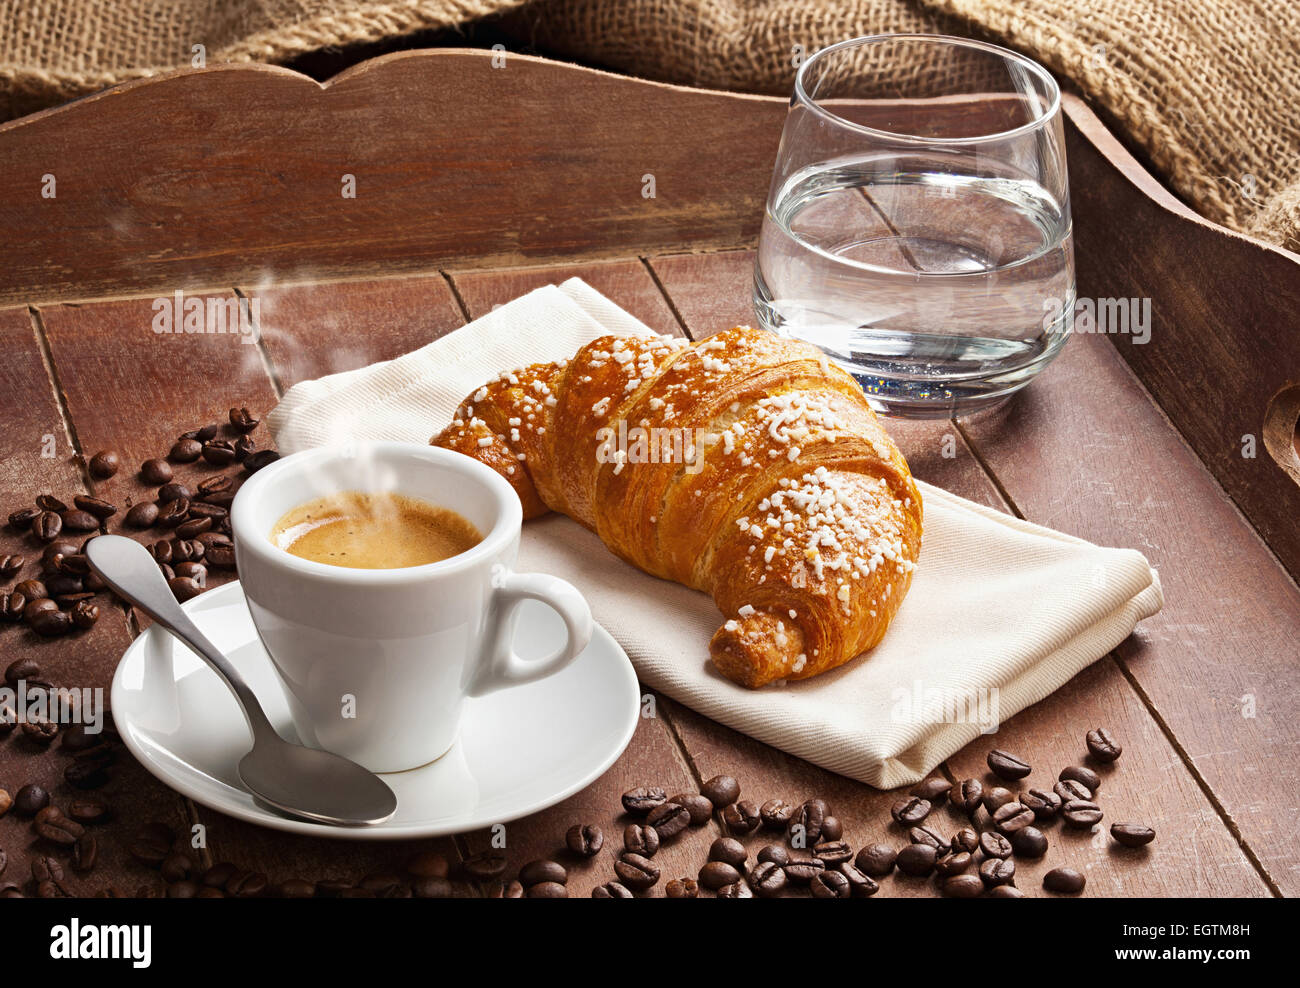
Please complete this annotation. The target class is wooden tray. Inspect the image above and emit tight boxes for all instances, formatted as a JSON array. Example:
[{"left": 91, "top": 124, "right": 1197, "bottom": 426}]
[{"left": 0, "top": 50, "right": 1295, "bottom": 898}]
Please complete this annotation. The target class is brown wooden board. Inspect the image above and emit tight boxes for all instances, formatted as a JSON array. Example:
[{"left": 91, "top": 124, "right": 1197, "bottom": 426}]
[{"left": 0, "top": 53, "right": 786, "bottom": 307}]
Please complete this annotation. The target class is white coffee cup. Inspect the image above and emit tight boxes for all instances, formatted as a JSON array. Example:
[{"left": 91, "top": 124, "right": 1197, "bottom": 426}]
[{"left": 230, "top": 441, "right": 592, "bottom": 773}]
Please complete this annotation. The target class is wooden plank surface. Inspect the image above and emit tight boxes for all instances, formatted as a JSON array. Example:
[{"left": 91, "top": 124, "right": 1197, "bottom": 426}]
[{"left": 0, "top": 306, "right": 195, "bottom": 897}]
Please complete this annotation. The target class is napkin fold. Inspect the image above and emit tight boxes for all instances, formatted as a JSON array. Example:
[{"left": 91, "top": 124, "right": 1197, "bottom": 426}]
[{"left": 268, "top": 279, "right": 1163, "bottom": 788}]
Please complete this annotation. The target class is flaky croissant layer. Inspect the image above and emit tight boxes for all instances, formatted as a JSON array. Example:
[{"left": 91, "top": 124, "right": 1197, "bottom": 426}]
[{"left": 434, "top": 326, "right": 922, "bottom": 688}]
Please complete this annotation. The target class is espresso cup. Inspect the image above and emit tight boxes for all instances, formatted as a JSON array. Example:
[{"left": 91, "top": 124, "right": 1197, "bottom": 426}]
[{"left": 230, "top": 441, "right": 593, "bottom": 773}]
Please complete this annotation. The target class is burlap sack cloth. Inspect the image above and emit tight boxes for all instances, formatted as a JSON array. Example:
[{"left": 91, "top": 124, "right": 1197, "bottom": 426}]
[{"left": 2, "top": 0, "right": 1296, "bottom": 249}]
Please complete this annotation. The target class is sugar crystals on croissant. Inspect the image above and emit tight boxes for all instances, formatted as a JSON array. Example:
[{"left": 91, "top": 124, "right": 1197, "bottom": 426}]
[{"left": 433, "top": 326, "right": 922, "bottom": 688}]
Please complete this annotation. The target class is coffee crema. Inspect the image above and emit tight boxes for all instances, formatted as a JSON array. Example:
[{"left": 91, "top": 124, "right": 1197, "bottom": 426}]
[{"left": 270, "top": 491, "right": 481, "bottom": 569}]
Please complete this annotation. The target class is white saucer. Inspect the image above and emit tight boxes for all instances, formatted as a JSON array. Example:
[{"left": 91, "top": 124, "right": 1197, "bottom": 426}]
[{"left": 111, "top": 581, "right": 640, "bottom": 839}]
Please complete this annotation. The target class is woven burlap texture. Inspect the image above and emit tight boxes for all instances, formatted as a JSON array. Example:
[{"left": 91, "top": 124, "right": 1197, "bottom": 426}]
[{"left": 2, "top": 0, "right": 1297, "bottom": 250}]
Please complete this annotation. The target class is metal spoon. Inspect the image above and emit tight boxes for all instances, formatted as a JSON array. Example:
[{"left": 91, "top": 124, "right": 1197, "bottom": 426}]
[{"left": 85, "top": 535, "right": 397, "bottom": 826}]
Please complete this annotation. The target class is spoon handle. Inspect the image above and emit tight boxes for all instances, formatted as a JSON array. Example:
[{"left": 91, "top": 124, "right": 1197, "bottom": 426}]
[{"left": 85, "top": 535, "right": 276, "bottom": 740}]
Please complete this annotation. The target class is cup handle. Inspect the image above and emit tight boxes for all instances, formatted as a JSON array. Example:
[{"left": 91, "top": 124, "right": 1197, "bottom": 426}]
[{"left": 467, "top": 566, "right": 593, "bottom": 697}]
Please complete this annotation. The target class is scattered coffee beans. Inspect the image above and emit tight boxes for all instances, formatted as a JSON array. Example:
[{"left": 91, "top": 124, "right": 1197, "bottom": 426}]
[
  {"left": 1087, "top": 727, "right": 1123, "bottom": 763},
  {"left": 1111, "top": 823, "right": 1156, "bottom": 848},
  {"left": 987, "top": 749, "right": 1032, "bottom": 780}
]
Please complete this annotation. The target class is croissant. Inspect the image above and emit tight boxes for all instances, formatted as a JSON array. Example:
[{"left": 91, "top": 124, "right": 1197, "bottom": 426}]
[{"left": 432, "top": 326, "right": 922, "bottom": 688}]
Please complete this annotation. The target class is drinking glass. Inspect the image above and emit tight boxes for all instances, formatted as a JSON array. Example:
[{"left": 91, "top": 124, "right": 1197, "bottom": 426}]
[{"left": 754, "top": 34, "right": 1074, "bottom": 417}]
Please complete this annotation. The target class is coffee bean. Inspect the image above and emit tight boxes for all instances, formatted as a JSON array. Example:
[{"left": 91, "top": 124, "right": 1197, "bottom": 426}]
[
  {"left": 72, "top": 834, "right": 99, "bottom": 872},
  {"left": 979, "top": 856, "right": 1016, "bottom": 888},
  {"left": 176, "top": 516, "right": 213, "bottom": 540},
  {"left": 1086, "top": 727, "right": 1123, "bottom": 763},
  {"left": 839, "top": 863, "right": 880, "bottom": 898},
  {"left": 60, "top": 509, "right": 99, "bottom": 533},
  {"left": 48, "top": 573, "right": 85, "bottom": 597},
  {"left": 0, "top": 788, "right": 10, "bottom": 817},
  {"left": 813, "top": 839, "right": 853, "bottom": 867},
  {"left": 55, "top": 551, "right": 91, "bottom": 575},
  {"left": 895, "top": 843, "right": 938, "bottom": 877},
  {"left": 940, "top": 874, "right": 983, "bottom": 898},
  {"left": 67, "top": 797, "right": 111, "bottom": 824},
  {"left": 205, "top": 540, "right": 236, "bottom": 568},
  {"left": 69, "top": 599, "right": 99, "bottom": 629},
  {"left": 30, "top": 608, "right": 72, "bottom": 637},
  {"left": 65, "top": 759, "right": 109, "bottom": 790},
  {"left": 0, "top": 554, "right": 24, "bottom": 577},
  {"left": 951, "top": 827, "right": 979, "bottom": 854},
  {"left": 1010, "top": 826, "right": 1048, "bottom": 858},
  {"left": 72, "top": 495, "right": 115, "bottom": 521},
  {"left": 124, "top": 502, "right": 159, "bottom": 528},
  {"left": 159, "top": 853, "right": 194, "bottom": 883},
  {"left": 187, "top": 502, "right": 227, "bottom": 523},
  {"left": 665, "top": 878, "right": 699, "bottom": 899},
  {"left": 461, "top": 851, "right": 507, "bottom": 879},
  {"left": 936, "top": 851, "right": 973, "bottom": 877},
  {"left": 243, "top": 450, "right": 280, "bottom": 473},
  {"left": 757, "top": 844, "right": 790, "bottom": 866},
  {"left": 698, "top": 860, "right": 741, "bottom": 890},
  {"left": 759, "top": 798, "right": 794, "bottom": 830},
  {"left": 36, "top": 494, "right": 68, "bottom": 513},
  {"left": 21, "top": 716, "right": 57, "bottom": 743},
  {"left": 979, "top": 831, "right": 1013, "bottom": 859},
  {"left": 820, "top": 815, "right": 844, "bottom": 841},
  {"left": 910, "top": 777, "right": 952, "bottom": 804},
  {"left": 88, "top": 450, "right": 120, "bottom": 479},
  {"left": 565, "top": 824, "right": 603, "bottom": 857},
  {"left": 1054, "top": 779, "right": 1092, "bottom": 803},
  {"left": 1062, "top": 799, "right": 1104, "bottom": 828},
  {"left": 32, "top": 510, "right": 62, "bottom": 543},
  {"left": 404, "top": 852, "right": 448, "bottom": 879},
  {"left": 623, "top": 823, "right": 659, "bottom": 857},
  {"left": 14, "top": 784, "right": 49, "bottom": 816},
  {"left": 0, "top": 592, "right": 25, "bottom": 622},
  {"left": 230, "top": 407, "right": 260, "bottom": 432},
  {"left": 15, "top": 578, "right": 47, "bottom": 600},
  {"left": 810, "top": 869, "right": 851, "bottom": 899},
  {"left": 24, "top": 597, "right": 58, "bottom": 623},
  {"left": 993, "top": 801, "right": 1036, "bottom": 835},
  {"left": 202, "top": 440, "right": 237, "bottom": 467},
  {"left": 169, "top": 439, "right": 203, "bottom": 463},
  {"left": 168, "top": 576, "right": 203, "bottom": 602},
  {"left": 197, "top": 474, "right": 233, "bottom": 497},
  {"left": 518, "top": 859, "right": 566, "bottom": 887},
  {"left": 1020, "top": 787, "right": 1063, "bottom": 821},
  {"left": 8, "top": 506, "right": 40, "bottom": 530},
  {"left": 276, "top": 878, "right": 317, "bottom": 899},
  {"left": 722, "top": 799, "right": 760, "bottom": 836},
  {"left": 891, "top": 795, "right": 931, "bottom": 825},
  {"left": 591, "top": 881, "right": 635, "bottom": 899},
  {"left": 234, "top": 435, "right": 257, "bottom": 462},
  {"left": 1043, "top": 867, "right": 1086, "bottom": 894},
  {"left": 181, "top": 425, "right": 220, "bottom": 443},
  {"left": 127, "top": 822, "right": 173, "bottom": 864},
  {"left": 227, "top": 871, "right": 269, "bottom": 897},
  {"left": 856, "top": 842, "right": 897, "bottom": 877},
  {"left": 716, "top": 881, "right": 753, "bottom": 899},
  {"left": 40, "top": 541, "right": 78, "bottom": 568},
  {"left": 157, "top": 499, "right": 190, "bottom": 528},
  {"left": 987, "top": 749, "right": 1032, "bottom": 780},
  {"left": 791, "top": 799, "right": 826, "bottom": 845},
  {"left": 140, "top": 459, "right": 173, "bottom": 484},
  {"left": 748, "top": 860, "right": 787, "bottom": 897},
  {"left": 1110, "top": 823, "right": 1155, "bottom": 848},
  {"left": 668, "top": 792, "right": 713, "bottom": 826},
  {"left": 5, "top": 656, "right": 40, "bottom": 685},
  {"left": 621, "top": 785, "right": 667, "bottom": 815},
  {"left": 614, "top": 852, "right": 659, "bottom": 891},
  {"left": 982, "top": 786, "right": 1015, "bottom": 815},
  {"left": 700, "top": 774, "right": 740, "bottom": 807},
  {"left": 1059, "top": 765, "right": 1101, "bottom": 791},
  {"left": 34, "top": 806, "right": 84, "bottom": 845},
  {"left": 647, "top": 801, "right": 691, "bottom": 839},
  {"left": 781, "top": 857, "right": 825, "bottom": 885},
  {"left": 708, "top": 837, "right": 747, "bottom": 868},
  {"left": 158, "top": 481, "right": 192, "bottom": 503},
  {"left": 956, "top": 778, "right": 984, "bottom": 815},
  {"left": 202, "top": 863, "right": 238, "bottom": 887},
  {"left": 909, "top": 825, "right": 950, "bottom": 855},
  {"left": 32, "top": 855, "right": 65, "bottom": 884}
]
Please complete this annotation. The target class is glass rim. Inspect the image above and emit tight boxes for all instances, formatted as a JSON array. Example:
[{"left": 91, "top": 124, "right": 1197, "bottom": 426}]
[{"left": 793, "top": 33, "right": 1062, "bottom": 145}]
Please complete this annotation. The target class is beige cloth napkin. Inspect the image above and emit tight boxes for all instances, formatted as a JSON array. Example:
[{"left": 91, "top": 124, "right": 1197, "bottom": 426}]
[{"left": 268, "top": 279, "right": 1163, "bottom": 788}]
